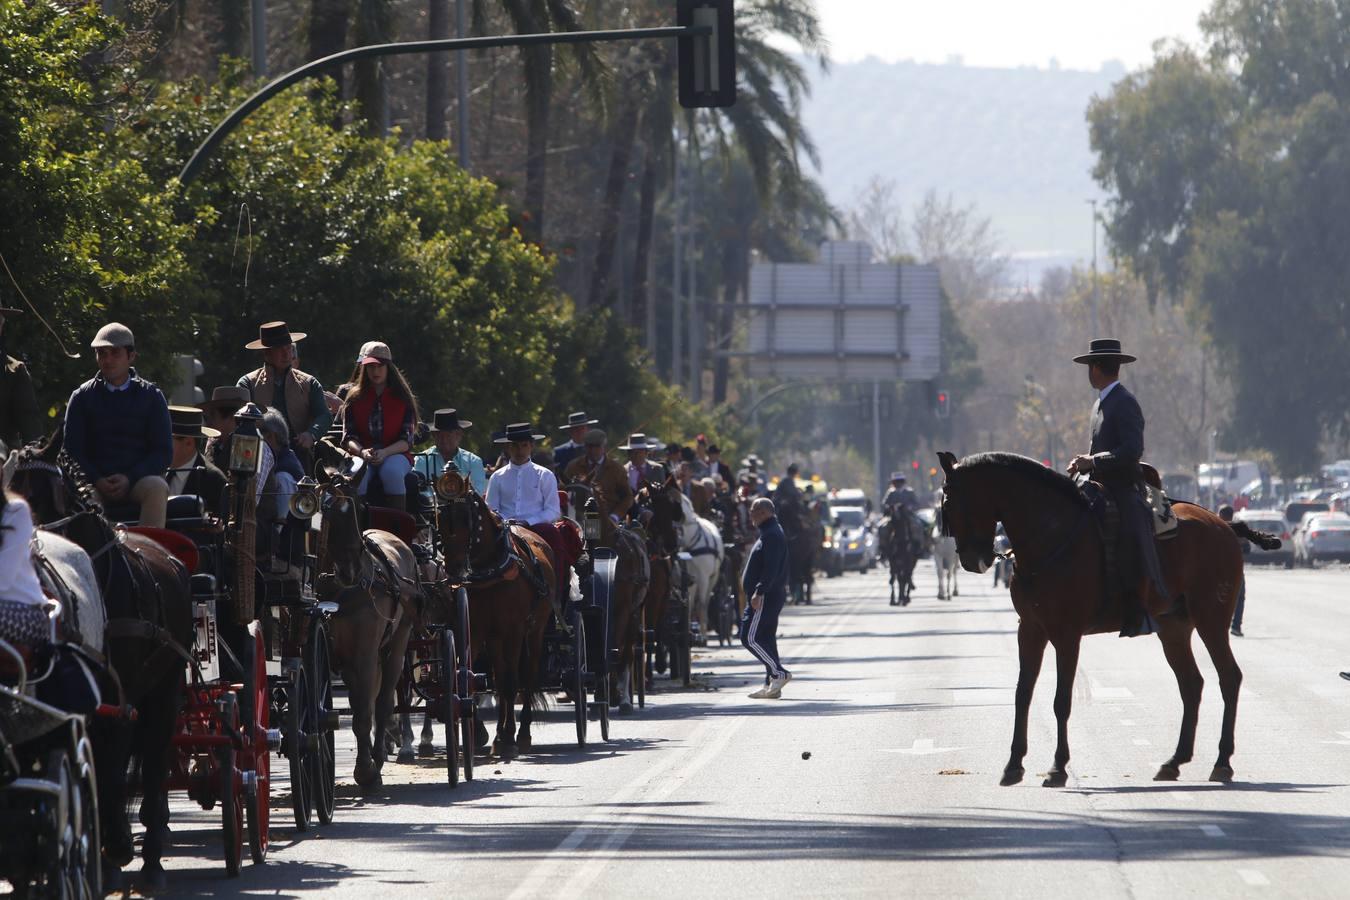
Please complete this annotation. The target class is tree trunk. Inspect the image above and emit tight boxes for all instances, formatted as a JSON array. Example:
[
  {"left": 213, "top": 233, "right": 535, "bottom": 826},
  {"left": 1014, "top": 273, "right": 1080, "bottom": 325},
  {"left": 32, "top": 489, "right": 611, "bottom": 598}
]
[
  {"left": 354, "top": 0, "right": 391, "bottom": 136},
  {"left": 221, "top": 0, "right": 248, "bottom": 61},
  {"left": 632, "top": 136, "right": 659, "bottom": 340},
  {"left": 586, "top": 97, "right": 641, "bottom": 310},
  {"left": 308, "top": 0, "right": 351, "bottom": 101},
  {"left": 425, "top": 0, "right": 449, "bottom": 141},
  {"left": 520, "top": 44, "right": 553, "bottom": 240},
  {"left": 712, "top": 244, "right": 748, "bottom": 405}
]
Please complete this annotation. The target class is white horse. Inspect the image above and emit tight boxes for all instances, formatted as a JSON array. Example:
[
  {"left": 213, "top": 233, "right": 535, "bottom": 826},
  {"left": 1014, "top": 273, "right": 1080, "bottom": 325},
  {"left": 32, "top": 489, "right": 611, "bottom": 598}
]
[
  {"left": 33, "top": 528, "right": 106, "bottom": 654},
  {"left": 932, "top": 520, "right": 959, "bottom": 603},
  {"left": 673, "top": 491, "right": 723, "bottom": 639}
]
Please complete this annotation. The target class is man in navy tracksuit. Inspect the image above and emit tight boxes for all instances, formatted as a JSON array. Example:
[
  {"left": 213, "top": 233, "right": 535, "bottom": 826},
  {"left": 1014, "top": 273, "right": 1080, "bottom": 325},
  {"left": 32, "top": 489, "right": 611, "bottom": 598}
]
[{"left": 742, "top": 497, "right": 792, "bottom": 699}]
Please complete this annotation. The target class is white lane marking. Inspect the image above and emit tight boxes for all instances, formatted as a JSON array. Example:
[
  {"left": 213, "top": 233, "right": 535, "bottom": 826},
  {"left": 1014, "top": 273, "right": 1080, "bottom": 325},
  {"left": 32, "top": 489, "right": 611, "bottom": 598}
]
[
  {"left": 1238, "top": 869, "right": 1270, "bottom": 886},
  {"left": 1320, "top": 730, "right": 1350, "bottom": 745},
  {"left": 1132, "top": 738, "right": 1151, "bottom": 746},
  {"left": 511, "top": 595, "right": 865, "bottom": 900},
  {"left": 1089, "top": 679, "right": 1134, "bottom": 700},
  {"left": 1120, "top": 719, "right": 1137, "bottom": 726},
  {"left": 880, "top": 738, "right": 968, "bottom": 755},
  {"left": 1200, "top": 824, "right": 1225, "bottom": 837}
]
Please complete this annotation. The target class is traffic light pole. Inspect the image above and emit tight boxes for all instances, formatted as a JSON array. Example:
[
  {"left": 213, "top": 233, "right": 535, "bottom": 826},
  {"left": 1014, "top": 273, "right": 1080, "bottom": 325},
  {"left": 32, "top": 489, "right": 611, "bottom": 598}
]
[
  {"left": 872, "top": 380, "right": 883, "bottom": 505},
  {"left": 178, "top": 24, "right": 713, "bottom": 187}
]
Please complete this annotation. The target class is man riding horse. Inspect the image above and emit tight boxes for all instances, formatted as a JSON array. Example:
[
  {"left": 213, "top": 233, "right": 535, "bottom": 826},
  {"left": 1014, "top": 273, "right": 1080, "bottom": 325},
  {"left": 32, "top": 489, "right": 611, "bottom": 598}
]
[
  {"left": 563, "top": 428, "right": 633, "bottom": 537},
  {"left": 1065, "top": 338, "right": 1169, "bottom": 638}
]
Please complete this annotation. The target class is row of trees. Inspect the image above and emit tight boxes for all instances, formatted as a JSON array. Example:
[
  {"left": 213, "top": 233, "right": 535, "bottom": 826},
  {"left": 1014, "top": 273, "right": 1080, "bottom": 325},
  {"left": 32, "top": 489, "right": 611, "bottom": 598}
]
[{"left": 0, "top": 1, "right": 725, "bottom": 450}]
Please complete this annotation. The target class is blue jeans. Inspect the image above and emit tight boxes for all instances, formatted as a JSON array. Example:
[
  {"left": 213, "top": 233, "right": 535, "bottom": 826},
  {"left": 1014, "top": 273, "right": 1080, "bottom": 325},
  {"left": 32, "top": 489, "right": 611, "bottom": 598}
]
[{"left": 358, "top": 453, "right": 413, "bottom": 497}]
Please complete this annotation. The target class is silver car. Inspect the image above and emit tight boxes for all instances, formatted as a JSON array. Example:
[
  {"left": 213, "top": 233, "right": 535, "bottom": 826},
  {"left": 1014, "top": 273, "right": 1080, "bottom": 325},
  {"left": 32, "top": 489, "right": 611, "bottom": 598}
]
[
  {"left": 1232, "top": 510, "right": 1293, "bottom": 568},
  {"left": 1293, "top": 512, "right": 1350, "bottom": 566}
]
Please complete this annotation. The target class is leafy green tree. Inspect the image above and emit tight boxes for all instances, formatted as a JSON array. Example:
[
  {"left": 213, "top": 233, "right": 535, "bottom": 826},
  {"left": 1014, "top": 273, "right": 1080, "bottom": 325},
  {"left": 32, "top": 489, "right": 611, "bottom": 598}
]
[
  {"left": 1089, "top": 0, "right": 1350, "bottom": 474},
  {"left": 0, "top": 0, "right": 189, "bottom": 420}
]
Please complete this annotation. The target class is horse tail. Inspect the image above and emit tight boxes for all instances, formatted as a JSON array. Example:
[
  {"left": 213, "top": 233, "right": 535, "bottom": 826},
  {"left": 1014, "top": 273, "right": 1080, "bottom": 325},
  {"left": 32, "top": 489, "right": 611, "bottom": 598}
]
[{"left": 1231, "top": 521, "right": 1281, "bottom": 551}]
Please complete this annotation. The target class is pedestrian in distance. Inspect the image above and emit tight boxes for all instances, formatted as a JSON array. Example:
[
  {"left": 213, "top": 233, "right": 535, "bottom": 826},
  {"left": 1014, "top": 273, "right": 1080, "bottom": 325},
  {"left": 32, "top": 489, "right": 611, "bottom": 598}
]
[
  {"left": 63, "top": 322, "right": 173, "bottom": 527},
  {"left": 743, "top": 497, "right": 793, "bottom": 699}
]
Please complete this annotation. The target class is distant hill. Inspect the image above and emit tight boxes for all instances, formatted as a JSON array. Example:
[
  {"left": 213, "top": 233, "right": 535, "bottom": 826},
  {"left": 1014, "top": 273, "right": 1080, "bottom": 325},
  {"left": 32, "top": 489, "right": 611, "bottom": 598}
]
[{"left": 801, "top": 57, "right": 1127, "bottom": 276}]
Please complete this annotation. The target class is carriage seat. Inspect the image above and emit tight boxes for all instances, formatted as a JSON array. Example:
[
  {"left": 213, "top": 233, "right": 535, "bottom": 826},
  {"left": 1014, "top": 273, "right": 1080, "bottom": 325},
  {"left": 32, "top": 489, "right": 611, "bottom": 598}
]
[{"left": 367, "top": 506, "right": 420, "bottom": 545}]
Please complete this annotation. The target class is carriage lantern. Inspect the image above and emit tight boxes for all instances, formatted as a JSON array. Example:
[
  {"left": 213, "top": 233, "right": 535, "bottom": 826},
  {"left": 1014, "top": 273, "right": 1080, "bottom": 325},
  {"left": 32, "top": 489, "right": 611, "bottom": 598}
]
[
  {"left": 229, "top": 403, "right": 265, "bottom": 475},
  {"left": 290, "top": 476, "right": 320, "bottom": 518},
  {"left": 436, "top": 462, "right": 466, "bottom": 501},
  {"left": 583, "top": 496, "right": 601, "bottom": 543}
]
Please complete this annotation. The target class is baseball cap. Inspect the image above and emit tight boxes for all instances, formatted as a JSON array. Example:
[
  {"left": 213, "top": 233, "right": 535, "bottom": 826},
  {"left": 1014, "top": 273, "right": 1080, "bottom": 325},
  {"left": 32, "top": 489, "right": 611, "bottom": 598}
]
[{"left": 358, "top": 340, "right": 392, "bottom": 365}]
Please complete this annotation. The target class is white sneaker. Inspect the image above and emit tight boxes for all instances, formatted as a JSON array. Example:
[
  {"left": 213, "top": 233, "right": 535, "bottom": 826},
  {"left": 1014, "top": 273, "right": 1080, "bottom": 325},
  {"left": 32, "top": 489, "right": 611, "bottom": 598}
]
[
  {"left": 765, "top": 672, "right": 792, "bottom": 698},
  {"left": 748, "top": 685, "right": 772, "bottom": 699}
]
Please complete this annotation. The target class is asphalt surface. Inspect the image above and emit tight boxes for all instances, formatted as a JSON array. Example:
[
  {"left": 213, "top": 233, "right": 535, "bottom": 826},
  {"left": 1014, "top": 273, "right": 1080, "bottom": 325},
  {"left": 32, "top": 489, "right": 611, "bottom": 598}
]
[{"left": 136, "top": 560, "right": 1349, "bottom": 898}]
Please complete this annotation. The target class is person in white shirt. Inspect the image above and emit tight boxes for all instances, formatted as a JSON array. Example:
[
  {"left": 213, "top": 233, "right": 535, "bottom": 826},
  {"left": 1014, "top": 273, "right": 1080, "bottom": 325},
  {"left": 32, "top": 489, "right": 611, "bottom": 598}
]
[
  {"left": 0, "top": 484, "right": 51, "bottom": 647},
  {"left": 486, "top": 422, "right": 581, "bottom": 593}
]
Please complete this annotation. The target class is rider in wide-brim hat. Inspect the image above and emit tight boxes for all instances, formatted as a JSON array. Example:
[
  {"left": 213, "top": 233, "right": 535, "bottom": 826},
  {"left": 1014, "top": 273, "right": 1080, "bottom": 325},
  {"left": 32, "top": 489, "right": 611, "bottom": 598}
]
[{"left": 495, "top": 423, "right": 547, "bottom": 444}]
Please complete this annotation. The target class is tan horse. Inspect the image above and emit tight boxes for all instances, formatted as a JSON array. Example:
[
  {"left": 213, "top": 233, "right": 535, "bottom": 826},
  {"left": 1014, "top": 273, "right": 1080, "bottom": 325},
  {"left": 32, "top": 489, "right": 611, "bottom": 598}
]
[{"left": 315, "top": 451, "right": 418, "bottom": 791}]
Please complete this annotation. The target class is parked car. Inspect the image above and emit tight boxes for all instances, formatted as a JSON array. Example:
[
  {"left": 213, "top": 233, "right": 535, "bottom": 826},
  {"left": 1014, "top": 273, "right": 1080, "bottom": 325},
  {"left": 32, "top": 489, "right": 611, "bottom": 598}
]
[
  {"left": 1285, "top": 500, "right": 1330, "bottom": 532},
  {"left": 1232, "top": 509, "right": 1293, "bottom": 567},
  {"left": 1293, "top": 512, "right": 1350, "bottom": 566},
  {"left": 829, "top": 506, "right": 877, "bottom": 573}
]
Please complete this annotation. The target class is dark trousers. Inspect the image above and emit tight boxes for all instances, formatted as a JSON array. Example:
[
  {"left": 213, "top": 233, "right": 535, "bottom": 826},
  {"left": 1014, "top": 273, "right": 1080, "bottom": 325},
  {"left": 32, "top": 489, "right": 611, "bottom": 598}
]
[
  {"left": 741, "top": 588, "right": 787, "bottom": 681},
  {"left": 1231, "top": 579, "right": 1246, "bottom": 631}
]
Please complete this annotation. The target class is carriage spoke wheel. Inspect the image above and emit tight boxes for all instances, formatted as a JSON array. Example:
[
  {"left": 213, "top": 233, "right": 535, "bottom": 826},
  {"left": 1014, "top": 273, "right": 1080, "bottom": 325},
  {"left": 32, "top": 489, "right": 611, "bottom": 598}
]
[
  {"left": 72, "top": 733, "right": 101, "bottom": 899},
  {"left": 39, "top": 747, "right": 76, "bottom": 897},
  {"left": 597, "top": 669, "right": 611, "bottom": 742},
  {"left": 287, "top": 663, "right": 312, "bottom": 832},
  {"left": 456, "top": 589, "right": 475, "bottom": 783},
  {"left": 680, "top": 605, "right": 693, "bottom": 689},
  {"left": 440, "top": 629, "right": 460, "bottom": 788},
  {"left": 246, "top": 628, "right": 270, "bottom": 865},
  {"left": 219, "top": 695, "right": 243, "bottom": 877},
  {"left": 307, "top": 617, "right": 337, "bottom": 825},
  {"left": 572, "top": 611, "right": 588, "bottom": 747},
  {"left": 636, "top": 610, "right": 647, "bottom": 710}
]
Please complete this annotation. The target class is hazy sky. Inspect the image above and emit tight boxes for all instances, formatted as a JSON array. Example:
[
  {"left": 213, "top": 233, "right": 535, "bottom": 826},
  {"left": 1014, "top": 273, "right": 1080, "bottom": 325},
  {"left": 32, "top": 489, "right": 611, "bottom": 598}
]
[{"left": 812, "top": 0, "right": 1210, "bottom": 71}]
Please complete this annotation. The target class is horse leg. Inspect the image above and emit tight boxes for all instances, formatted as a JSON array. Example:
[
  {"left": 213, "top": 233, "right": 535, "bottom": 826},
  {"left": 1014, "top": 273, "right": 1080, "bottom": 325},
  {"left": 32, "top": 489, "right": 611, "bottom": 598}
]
[
  {"left": 373, "top": 618, "right": 413, "bottom": 782},
  {"left": 396, "top": 679, "right": 416, "bottom": 763},
  {"left": 1154, "top": 616, "right": 1203, "bottom": 781},
  {"left": 138, "top": 681, "right": 179, "bottom": 890},
  {"left": 517, "top": 627, "right": 544, "bottom": 753},
  {"left": 419, "top": 710, "right": 436, "bottom": 756},
  {"left": 1003, "top": 619, "right": 1047, "bottom": 786},
  {"left": 347, "top": 649, "right": 380, "bottom": 789},
  {"left": 1196, "top": 619, "right": 1243, "bottom": 782},
  {"left": 934, "top": 553, "right": 944, "bottom": 600},
  {"left": 496, "top": 639, "right": 521, "bottom": 761},
  {"left": 1043, "top": 635, "right": 1081, "bottom": 787},
  {"left": 951, "top": 560, "right": 958, "bottom": 597}
]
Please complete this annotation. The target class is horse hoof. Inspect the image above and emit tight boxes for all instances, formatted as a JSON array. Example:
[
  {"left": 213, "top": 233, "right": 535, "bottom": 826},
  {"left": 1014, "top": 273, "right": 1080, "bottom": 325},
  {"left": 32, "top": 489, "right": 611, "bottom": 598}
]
[
  {"left": 418, "top": 742, "right": 436, "bottom": 758},
  {"left": 1042, "top": 770, "right": 1068, "bottom": 788},
  {"left": 1154, "top": 763, "right": 1181, "bottom": 782},
  {"left": 141, "top": 861, "right": 168, "bottom": 892},
  {"left": 619, "top": 701, "right": 634, "bottom": 715},
  {"left": 517, "top": 735, "right": 532, "bottom": 754},
  {"left": 361, "top": 773, "right": 384, "bottom": 794},
  {"left": 999, "top": 767, "right": 1024, "bottom": 786},
  {"left": 1209, "top": 765, "right": 1234, "bottom": 784},
  {"left": 396, "top": 749, "right": 415, "bottom": 764},
  {"left": 500, "top": 744, "right": 518, "bottom": 762},
  {"left": 102, "top": 860, "right": 126, "bottom": 895}
]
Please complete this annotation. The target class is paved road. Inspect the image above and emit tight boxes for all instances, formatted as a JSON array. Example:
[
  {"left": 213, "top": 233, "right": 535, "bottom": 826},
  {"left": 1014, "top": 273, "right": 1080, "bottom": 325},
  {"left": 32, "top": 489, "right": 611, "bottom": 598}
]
[{"left": 142, "top": 560, "right": 1349, "bottom": 898}]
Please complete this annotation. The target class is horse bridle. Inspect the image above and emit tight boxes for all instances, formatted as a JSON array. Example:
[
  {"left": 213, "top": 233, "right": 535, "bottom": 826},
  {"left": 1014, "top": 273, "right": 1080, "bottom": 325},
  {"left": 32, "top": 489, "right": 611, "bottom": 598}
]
[{"left": 942, "top": 475, "right": 1091, "bottom": 583}]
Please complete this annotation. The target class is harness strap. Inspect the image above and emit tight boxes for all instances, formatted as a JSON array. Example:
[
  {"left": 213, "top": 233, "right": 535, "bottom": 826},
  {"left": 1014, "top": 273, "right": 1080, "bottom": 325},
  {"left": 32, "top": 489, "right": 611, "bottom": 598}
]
[{"left": 104, "top": 618, "right": 195, "bottom": 667}]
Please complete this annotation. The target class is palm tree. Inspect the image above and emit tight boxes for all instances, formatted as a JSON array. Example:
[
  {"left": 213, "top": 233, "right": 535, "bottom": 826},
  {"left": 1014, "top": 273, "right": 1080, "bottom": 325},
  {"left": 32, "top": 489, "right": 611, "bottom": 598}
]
[{"left": 473, "top": 0, "right": 606, "bottom": 240}]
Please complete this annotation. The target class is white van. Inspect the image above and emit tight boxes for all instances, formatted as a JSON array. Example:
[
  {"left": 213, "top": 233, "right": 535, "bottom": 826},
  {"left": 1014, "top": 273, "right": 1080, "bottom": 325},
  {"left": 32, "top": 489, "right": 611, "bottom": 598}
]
[{"left": 1198, "top": 460, "right": 1261, "bottom": 498}]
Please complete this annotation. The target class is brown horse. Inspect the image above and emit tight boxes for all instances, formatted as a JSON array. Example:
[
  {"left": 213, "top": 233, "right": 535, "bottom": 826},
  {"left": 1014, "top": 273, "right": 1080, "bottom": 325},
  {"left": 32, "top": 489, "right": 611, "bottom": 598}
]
[
  {"left": 631, "top": 479, "right": 683, "bottom": 693},
  {"left": 937, "top": 451, "right": 1277, "bottom": 787},
  {"left": 434, "top": 474, "right": 553, "bottom": 760},
  {"left": 12, "top": 430, "right": 193, "bottom": 890},
  {"left": 313, "top": 450, "right": 417, "bottom": 791},
  {"left": 565, "top": 481, "right": 651, "bottom": 714}
]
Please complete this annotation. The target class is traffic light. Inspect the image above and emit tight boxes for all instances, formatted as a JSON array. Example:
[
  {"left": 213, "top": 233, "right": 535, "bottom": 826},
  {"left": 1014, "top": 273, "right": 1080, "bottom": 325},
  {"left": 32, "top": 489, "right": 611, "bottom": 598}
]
[
  {"left": 935, "top": 388, "right": 951, "bottom": 418},
  {"left": 911, "top": 460, "right": 920, "bottom": 472},
  {"left": 678, "top": 0, "right": 736, "bottom": 109},
  {"left": 171, "top": 354, "right": 204, "bottom": 404}
]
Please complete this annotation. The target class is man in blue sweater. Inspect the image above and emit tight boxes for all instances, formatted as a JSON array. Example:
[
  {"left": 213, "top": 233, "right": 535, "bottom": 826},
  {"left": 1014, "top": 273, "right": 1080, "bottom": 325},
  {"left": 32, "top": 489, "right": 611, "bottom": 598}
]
[
  {"left": 742, "top": 497, "right": 793, "bottom": 699},
  {"left": 64, "top": 323, "right": 172, "bottom": 527}
]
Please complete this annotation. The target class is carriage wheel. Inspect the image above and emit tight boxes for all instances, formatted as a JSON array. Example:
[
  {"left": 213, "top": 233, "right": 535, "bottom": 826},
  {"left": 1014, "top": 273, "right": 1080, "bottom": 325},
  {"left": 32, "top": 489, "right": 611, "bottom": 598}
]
[
  {"left": 636, "top": 610, "right": 647, "bottom": 710},
  {"left": 572, "top": 611, "right": 588, "bottom": 747},
  {"left": 219, "top": 695, "right": 243, "bottom": 877},
  {"left": 38, "top": 746, "right": 76, "bottom": 897},
  {"left": 679, "top": 605, "right": 693, "bottom": 688},
  {"left": 72, "top": 732, "right": 101, "bottom": 899},
  {"left": 306, "top": 617, "right": 337, "bottom": 826},
  {"left": 246, "top": 629, "right": 271, "bottom": 865},
  {"left": 456, "top": 588, "right": 475, "bottom": 783},
  {"left": 597, "top": 670, "right": 611, "bottom": 742},
  {"left": 286, "top": 662, "right": 312, "bottom": 832},
  {"left": 440, "top": 629, "right": 460, "bottom": 788}
]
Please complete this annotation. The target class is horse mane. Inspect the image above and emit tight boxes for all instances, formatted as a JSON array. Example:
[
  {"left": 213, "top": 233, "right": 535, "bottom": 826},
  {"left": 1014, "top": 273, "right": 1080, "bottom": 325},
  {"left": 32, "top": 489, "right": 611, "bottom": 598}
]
[{"left": 957, "top": 452, "right": 1088, "bottom": 510}]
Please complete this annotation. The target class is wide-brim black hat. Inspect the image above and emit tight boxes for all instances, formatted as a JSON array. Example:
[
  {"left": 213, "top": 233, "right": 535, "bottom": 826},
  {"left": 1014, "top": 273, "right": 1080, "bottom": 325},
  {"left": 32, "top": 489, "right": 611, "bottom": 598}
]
[
  {"left": 495, "top": 422, "right": 546, "bottom": 444},
  {"left": 559, "top": 411, "right": 599, "bottom": 430},
  {"left": 1073, "top": 338, "right": 1136, "bottom": 365},
  {"left": 618, "top": 433, "right": 661, "bottom": 451},
  {"left": 429, "top": 408, "right": 473, "bottom": 432},
  {"left": 245, "top": 320, "right": 307, "bottom": 350}
]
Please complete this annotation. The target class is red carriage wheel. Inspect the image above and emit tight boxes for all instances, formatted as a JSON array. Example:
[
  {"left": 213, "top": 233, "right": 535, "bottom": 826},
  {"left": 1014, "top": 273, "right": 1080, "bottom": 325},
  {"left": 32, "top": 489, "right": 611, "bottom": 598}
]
[{"left": 246, "top": 627, "right": 270, "bottom": 865}]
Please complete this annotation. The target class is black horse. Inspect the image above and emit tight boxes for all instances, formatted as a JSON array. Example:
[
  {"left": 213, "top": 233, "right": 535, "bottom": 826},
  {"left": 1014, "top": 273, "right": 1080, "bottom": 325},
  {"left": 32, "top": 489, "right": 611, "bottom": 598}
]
[
  {"left": 12, "top": 429, "right": 194, "bottom": 890},
  {"left": 880, "top": 510, "right": 920, "bottom": 606}
]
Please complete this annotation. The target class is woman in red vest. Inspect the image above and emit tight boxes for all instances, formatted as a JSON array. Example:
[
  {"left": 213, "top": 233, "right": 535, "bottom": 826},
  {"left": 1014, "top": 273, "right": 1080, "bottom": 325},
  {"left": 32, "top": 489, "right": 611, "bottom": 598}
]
[{"left": 339, "top": 341, "right": 420, "bottom": 512}]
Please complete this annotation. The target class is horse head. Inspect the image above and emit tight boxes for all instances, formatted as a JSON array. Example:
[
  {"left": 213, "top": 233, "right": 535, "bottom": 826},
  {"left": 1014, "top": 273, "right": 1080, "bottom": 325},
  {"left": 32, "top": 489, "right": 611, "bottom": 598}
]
[
  {"left": 937, "top": 450, "right": 997, "bottom": 574},
  {"left": 641, "top": 480, "right": 682, "bottom": 555},
  {"left": 430, "top": 467, "right": 498, "bottom": 579},
  {"left": 11, "top": 425, "right": 83, "bottom": 524}
]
